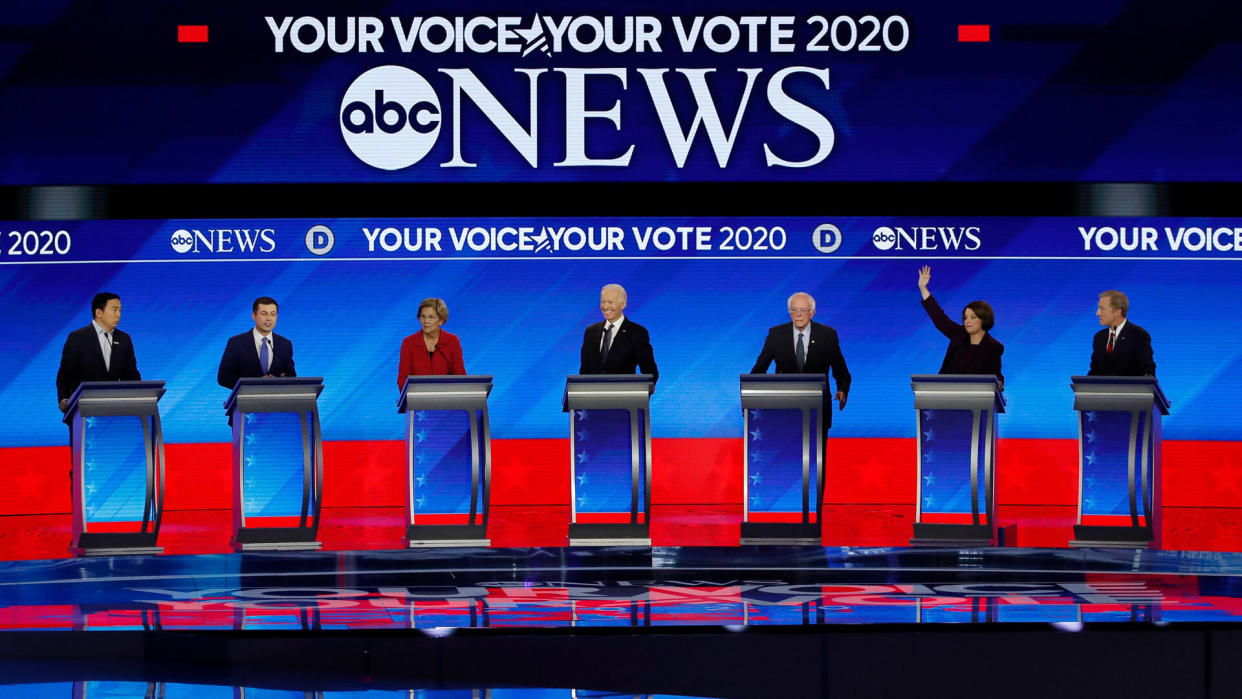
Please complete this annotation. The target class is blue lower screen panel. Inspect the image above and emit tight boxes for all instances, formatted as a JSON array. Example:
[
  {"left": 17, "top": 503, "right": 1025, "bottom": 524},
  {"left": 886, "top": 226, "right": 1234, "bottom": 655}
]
[
  {"left": 241, "top": 411, "right": 305, "bottom": 518},
  {"left": 82, "top": 415, "right": 147, "bottom": 523},
  {"left": 746, "top": 408, "right": 808, "bottom": 515},
  {"left": 573, "top": 409, "right": 635, "bottom": 515}
]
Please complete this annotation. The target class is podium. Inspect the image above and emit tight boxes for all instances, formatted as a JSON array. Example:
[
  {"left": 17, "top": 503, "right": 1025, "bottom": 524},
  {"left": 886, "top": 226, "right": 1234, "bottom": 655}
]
[
  {"left": 910, "top": 375, "right": 1005, "bottom": 546},
  {"left": 397, "top": 375, "right": 493, "bottom": 547},
  {"left": 740, "top": 374, "right": 826, "bottom": 545},
  {"left": 63, "top": 380, "right": 167, "bottom": 556},
  {"left": 563, "top": 375, "right": 654, "bottom": 546},
  {"left": 1069, "top": 376, "right": 1169, "bottom": 548},
  {"left": 224, "top": 377, "right": 324, "bottom": 551}
]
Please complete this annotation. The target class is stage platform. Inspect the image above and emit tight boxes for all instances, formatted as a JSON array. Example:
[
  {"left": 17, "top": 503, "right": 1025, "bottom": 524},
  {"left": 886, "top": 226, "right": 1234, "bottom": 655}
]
[{"left": 3, "top": 545, "right": 1242, "bottom": 697}]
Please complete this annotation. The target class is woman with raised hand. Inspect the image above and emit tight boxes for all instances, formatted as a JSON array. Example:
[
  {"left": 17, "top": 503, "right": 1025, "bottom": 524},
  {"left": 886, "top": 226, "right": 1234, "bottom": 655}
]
[{"left": 917, "top": 265, "right": 1003, "bottom": 389}]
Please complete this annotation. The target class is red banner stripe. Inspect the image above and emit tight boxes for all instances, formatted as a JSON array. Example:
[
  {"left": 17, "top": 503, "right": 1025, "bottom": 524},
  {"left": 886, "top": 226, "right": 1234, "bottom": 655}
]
[
  {"left": 958, "top": 24, "right": 991, "bottom": 42},
  {"left": 178, "top": 25, "right": 209, "bottom": 43}
]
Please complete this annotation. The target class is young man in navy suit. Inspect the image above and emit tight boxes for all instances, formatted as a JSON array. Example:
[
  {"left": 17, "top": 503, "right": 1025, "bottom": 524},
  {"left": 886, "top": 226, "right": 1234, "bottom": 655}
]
[
  {"left": 1089, "top": 290, "right": 1156, "bottom": 377},
  {"left": 217, "top": 296, "right": 297, "bottom": 390},
  {"left": 750, "top": 291, "right": 851, "bottom": 430},
  {"left": 56, "top": 292, "right": 142, "bottom": 412},
  {"left": 579, "top": 283, "right": 659, "bottom": 388}
]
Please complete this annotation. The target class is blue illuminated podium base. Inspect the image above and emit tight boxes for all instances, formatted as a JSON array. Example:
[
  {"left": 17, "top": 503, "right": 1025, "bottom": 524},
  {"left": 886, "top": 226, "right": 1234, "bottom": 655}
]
[{"left": 1071, "top": 525, "right": 1155, "bottom": 549}]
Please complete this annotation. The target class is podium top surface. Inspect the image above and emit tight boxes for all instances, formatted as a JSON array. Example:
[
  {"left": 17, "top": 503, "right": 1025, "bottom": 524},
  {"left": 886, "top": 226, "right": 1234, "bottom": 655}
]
[
  {"left": 910, "top": 374, "right": 1006, "bottom": 412},
  {"left": 63, "top": 380, "right": 166, "bottom": 423},
  {"left": 563, "top": 374, "right": 654, "bottom": 411},
  {"left": 1070, "top": 375, "right": 1170, "bottom": 414},
  {"left": 224, "top": 376, "right": 324, "bottom": 413},
  {"left": 398, "top": 374, "right": 494, "bottom": 412}
]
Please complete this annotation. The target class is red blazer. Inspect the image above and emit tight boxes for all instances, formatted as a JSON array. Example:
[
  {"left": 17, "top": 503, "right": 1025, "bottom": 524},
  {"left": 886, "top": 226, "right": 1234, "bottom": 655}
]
[{"left": 397, "top": 330, "right": 466, "bottom": 389}]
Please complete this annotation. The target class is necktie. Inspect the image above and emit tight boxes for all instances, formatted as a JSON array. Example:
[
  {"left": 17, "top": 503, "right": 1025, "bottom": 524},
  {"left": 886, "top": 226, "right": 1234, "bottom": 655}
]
[
  {"left": 102, "top": 332, "right": 112, "bottom": 371},
  {"left": 795, "top": 332, "right": 806, "bottom": 372},
  {"left": 1106, "top": 330, "right": 1116, "bottom": 355},
  {"left": 260, "top": 337, "right": 270, "bottom": 374},
  {"left": 601, "top": 324, "right": 613, "bottom": 365}
]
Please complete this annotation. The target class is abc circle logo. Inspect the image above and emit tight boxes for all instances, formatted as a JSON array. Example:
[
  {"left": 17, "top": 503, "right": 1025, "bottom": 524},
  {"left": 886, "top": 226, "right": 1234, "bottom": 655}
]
[
  {"left": 170, "top": 229, "right": 194, "bottom": 253},
  {"left": 812, "top": 224, "right": 842, "bottom": 254},
  {"left": 305, "top": 225, "right": 335, "bottom": 256},
  {"left": 872, "top": 227, "right": 897, "bottom": 251},
  {"left": 340, "top": 66, "right": 441, "bottom": 170}
]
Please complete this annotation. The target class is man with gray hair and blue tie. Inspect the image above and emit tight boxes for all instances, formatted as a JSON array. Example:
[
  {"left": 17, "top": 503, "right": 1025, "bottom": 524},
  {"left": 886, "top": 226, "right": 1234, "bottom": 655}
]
[{"left": 750, "top": 291, "right": 851, "bottom": 431}]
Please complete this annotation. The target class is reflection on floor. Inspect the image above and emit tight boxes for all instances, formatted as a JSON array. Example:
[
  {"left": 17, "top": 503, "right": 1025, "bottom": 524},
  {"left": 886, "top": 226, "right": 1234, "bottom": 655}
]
[
  {"left": 2, "top": 546, "right": 1242, "bottom": 632},
  {"left": 5, "top": 686, "right": 706, "bottom": 698}
]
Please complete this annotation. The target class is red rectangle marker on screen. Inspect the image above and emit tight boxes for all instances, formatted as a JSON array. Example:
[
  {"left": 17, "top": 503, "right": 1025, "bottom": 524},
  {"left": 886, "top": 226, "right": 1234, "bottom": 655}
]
[
  {"left": 178, "top": 25, "right": 209, "bottom": 43},
  {"left": 958, "top": 25, "right": 990, "bottom": 42}
]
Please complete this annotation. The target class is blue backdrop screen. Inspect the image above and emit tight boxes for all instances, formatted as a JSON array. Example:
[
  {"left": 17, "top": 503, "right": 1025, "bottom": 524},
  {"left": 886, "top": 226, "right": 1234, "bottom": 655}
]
[{"left": 0, "top": 216, "right": 1233, "bottom": 447}]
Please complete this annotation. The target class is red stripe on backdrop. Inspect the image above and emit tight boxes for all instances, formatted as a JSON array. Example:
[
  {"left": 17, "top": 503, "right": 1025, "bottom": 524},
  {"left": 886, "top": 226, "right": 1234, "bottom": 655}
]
[{"left": 1, "top": 438, "right": 1240, "bottom": 554}]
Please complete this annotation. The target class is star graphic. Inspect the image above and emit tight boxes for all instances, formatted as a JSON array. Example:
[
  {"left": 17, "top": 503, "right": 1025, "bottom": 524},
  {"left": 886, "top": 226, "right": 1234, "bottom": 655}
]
[
  {"left": 750, "top": 472, "right": 763, "bottom": 485},
  {"left": 85, "top": 483, "right": 97, "bottom": 495},
  {"left": 1085, "top": 452, "right": 1097, "bottom": 465},
  {"left": 86, "top": 505, "right": 97, "bottom": 516},
  {"left": 749, "top": 495, "right": 761, "bottom": 506},
  {"left": 245, "top": 455, "right": 255, "bottom": 468},
  {"left": 415, "top": 474, "right": 427, "bottom": 487},
  {"left": 245, "top": 432, "right": 256, "bottom": 445},
  {"left": 85, "top": 417, "right": 96, "bottom": 428},
  {"left": 1086, "top": 431, "right": 1097, "bottom": 444},
  {"left": 750, "top": 409, "right": 762, "bottom": 421},
  {"left": 1086, "top": 411, "right": 1097, "bottom": 423},
  {"left": 1084, "top": 476, "right": 1095, "bottom": 489},
  {"left": 750, "top": 450, "right": 763, "bottom": 464},
  {"left": 923, "top": 452, "right": 936, "bottom": 463},
  {"left": 576, "top": 410, "right": 588, "bottom": 421},
  {"left": 923, "top": 429, "right": 935, "bottom": 442},
  {"left": 923, "top": 409, "right": 935, "bottom": 421},
  {"left": 415, "top": 410, "right": 427, "bottom": 422},
  {"left": 923, "top": 495, "right": 935, "bottom": 508},
  {"left": 750, "top": 428, "right": 763, "bottom": 441},
  {"left": 245, "top": 413, "right": 256, "bottom": 424},
  {"left": 577, "top": 473, "right": 590, "bottom": 486},
  {"left": 1084, "top": 498, "right": 1094, "bottom": 510},
  {"left": 415, "top": 496, "right": 427, "bottom": 509},
  {"left": 415, "top": 430, "right": 427, "bottom": 443},
  {"left": 415, "top": 451, "right": 428, "bottom": 465},
  {"left": 577, "top": 496, "right": 589, "bottom": 508},
  {"left": 576, "top": 450, "right": 588, "bottom": 464},
  {"left": 576, "top": 429, "right": 588, "bottom": 440},
  {"left": 84, "top": 459, "right": 95, "bottom": 473},
  {"left": 923, "top": 473, "right": 935, "bottom": 486}
]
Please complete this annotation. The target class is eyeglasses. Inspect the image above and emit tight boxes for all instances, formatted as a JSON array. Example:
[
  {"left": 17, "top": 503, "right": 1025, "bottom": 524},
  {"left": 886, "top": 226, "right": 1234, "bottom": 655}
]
[{"left": 788, "top": 307, "right": 812, "bottom": 314}]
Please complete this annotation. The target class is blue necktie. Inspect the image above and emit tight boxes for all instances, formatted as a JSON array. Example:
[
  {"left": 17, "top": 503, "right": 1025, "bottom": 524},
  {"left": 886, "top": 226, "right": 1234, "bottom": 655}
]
[{"left": 260, "top": 337, "right": 270, "bottom": 374}]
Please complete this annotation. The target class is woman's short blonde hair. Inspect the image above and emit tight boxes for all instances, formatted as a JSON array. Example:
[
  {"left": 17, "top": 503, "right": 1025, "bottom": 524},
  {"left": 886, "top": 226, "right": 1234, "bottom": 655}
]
[{"left": 418, "top": 297, "right": 448, "bottom": 323}]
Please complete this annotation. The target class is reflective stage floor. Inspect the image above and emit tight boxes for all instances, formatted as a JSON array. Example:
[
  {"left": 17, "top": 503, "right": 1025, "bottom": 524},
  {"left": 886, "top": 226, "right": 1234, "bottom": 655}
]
[{"left": 3, "top": 546, "right": 1242, "bottom": 697}]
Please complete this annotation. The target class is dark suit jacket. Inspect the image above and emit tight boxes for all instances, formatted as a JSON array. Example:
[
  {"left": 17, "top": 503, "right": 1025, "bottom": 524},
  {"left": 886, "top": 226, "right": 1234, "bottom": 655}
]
[
  {"left": 397, "top": 330, "right": 466, "bottom": 389},
  {"left": 750, "top": 321, "right": 851, "bottom": 429},
  {"left": 1089, "top": 320, "right": 1155, "bottom": 377},
  {"left": 217, "top": 330, "right": 296, "bottom": 389},
  {"left": 579, "top": 318, "right": 659, "bottom": 384},
  {"left": 921, "top": 295, "right": 1004, "bottom": 387},
  {"left": 56, "top": 324, "right": 141, "bottom": 402}
]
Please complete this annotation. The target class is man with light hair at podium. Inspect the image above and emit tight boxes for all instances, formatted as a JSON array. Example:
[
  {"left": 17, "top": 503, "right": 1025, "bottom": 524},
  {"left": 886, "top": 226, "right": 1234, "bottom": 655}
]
[
  {"left": 579, "top": 283, "right": 659, "bottom": 389},
  {"left": 750, "top": 291, "right": 850, "bottom": 431}
]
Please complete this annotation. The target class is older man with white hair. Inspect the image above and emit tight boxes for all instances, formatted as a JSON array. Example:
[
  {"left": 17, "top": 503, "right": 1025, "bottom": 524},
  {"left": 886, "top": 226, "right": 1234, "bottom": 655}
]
[
  {"left": 579, "top": 283, "right": 659, "bottom": 387},
  {"left": 750, "top": 291, "right": 850, "bottom": 430}
]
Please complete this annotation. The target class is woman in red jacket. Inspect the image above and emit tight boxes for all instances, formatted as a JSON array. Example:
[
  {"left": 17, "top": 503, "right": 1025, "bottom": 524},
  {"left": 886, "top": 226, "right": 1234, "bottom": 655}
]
[{"left": 397, "top": 297, "right": 466, "bottom": 389}]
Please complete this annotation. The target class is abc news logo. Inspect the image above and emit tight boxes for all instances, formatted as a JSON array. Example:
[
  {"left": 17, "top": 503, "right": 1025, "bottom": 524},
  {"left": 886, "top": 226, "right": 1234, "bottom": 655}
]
[
  {"left": 170, "top": 228, "right": 276, "bottom": 254},
  {"left": 871, "top": 226, "right": 982, "bottom": 251},
  {"left": 341, "top": 66, "right": 441, "bottom": 170}
]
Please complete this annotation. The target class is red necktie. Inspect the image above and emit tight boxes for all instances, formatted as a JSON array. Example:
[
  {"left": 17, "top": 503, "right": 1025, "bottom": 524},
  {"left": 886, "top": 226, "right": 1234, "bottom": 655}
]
[{"left": 1106, "top": 330, "right": 1116, "bottom": 354}]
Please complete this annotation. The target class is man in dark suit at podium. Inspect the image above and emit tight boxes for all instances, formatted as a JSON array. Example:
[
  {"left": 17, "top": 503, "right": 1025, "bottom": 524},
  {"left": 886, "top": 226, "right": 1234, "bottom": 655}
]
[
  {"left": 217, "top": 296, "right": 296, "bottom": 390},
  {"left": 750, "top": 292, "right": 851, "bottom": 430},
  {"left": 1089, "top": 289, "right": 1156, "bottom": 377},
  {"left": 579, "top": 283, "right": 659, "bottom": 388},
  {"left": 56, "top": 292, "right": 142, "bottom": 412}
]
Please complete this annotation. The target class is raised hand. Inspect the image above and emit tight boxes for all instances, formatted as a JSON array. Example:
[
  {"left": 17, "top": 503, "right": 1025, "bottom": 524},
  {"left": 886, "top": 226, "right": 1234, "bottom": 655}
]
[{"left": 918, "top": 265, "right": 931, "bottom": 299}]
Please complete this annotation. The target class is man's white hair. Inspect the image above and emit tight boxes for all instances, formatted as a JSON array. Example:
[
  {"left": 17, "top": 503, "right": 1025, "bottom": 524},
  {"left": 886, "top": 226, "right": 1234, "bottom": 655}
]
[
  {"left": 787, "top": 292, "right": 816, "bottom": 312},
  {"left": 602, "top": 283, "right": 628, "bottom": 303}
]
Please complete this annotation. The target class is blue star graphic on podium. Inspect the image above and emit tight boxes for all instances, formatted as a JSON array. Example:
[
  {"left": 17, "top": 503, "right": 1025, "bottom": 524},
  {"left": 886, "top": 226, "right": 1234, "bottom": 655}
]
[
  {"left": 572, "top": 409, "right": 635, "bottom": 514},
  {"left": 918, "top": 408, "right": 977, "bottom": 515},
  {"left": 80, "top": 415, "right": 147, "bottom": 523},
  {"left": 410, "top": 409, "right": 475, "bottom": 515},
  {"left": 1080, "top": 410, "right": 1138, "bottom": 516},
  {"left": 240, "top": 411, "right": 309, "bottom": 518},
  {"left": 745, "top": 408, "right": 804, "bottom": 514}
]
